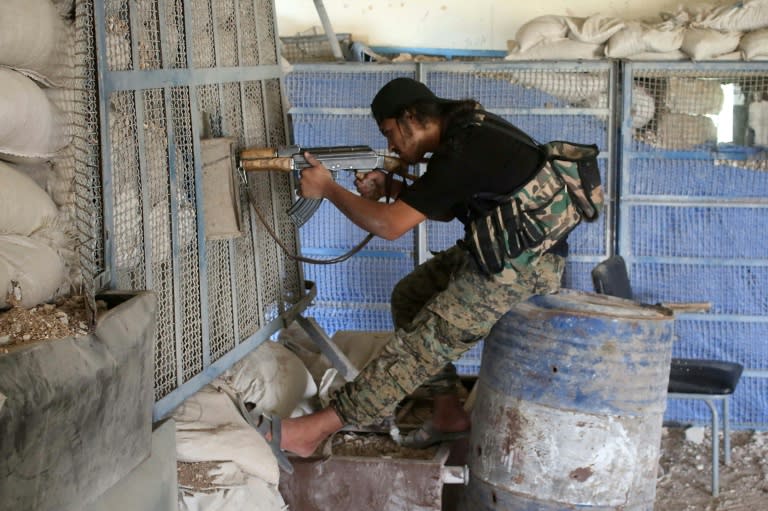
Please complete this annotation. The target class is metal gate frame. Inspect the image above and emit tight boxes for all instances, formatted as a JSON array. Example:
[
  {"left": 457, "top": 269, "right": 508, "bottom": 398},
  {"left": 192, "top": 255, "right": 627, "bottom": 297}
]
[{"left": 91, "top": 0, "right": 313, "bottom": 420}]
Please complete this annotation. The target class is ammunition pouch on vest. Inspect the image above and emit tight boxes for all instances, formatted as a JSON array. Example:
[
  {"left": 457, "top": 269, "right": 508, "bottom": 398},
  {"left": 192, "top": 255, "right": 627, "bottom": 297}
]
[{"left": 461, "top": 113, "right": 604, "bottom": 275}]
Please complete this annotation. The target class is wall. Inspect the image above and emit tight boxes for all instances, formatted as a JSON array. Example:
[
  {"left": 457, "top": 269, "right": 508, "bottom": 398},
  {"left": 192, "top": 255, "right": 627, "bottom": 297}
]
[{"left": 275, "top": 0, "right": 711, "bottom": 51}]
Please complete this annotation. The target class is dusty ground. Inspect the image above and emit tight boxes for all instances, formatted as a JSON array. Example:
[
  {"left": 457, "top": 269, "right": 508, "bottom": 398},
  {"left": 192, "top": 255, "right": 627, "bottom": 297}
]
[
  {"left": 177, "top": 461, "right": 221, "bottom": 492},
  {"left": 326, "top": 421, "right": 768, "bottom": 510},
  {"left": 0, "top": 294, "right": 94, "bottom": 354},
  {"left": 655, "top": 427, "right": 768, "bottom": 510}
]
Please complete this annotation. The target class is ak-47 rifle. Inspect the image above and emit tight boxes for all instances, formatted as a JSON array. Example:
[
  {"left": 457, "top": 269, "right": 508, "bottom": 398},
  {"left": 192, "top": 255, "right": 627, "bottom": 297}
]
[{"left": 239, "top": 145, "right": 417, "bottom": 227}]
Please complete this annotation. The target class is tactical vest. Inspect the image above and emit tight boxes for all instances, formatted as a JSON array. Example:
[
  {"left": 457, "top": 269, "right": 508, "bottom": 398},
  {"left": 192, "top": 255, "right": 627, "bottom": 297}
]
[{"left": 461, "top": 112, "right": 604, "bottom": 275}]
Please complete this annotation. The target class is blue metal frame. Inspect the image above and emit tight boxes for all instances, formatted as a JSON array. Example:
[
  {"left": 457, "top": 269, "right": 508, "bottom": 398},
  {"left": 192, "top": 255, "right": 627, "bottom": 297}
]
[{"left": 621, "top": 60, "right": 768, "bottom": 429}]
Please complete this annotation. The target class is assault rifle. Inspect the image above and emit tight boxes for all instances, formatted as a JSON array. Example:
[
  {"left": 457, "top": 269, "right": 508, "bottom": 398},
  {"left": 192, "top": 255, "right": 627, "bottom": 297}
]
[{"left": 239, "top": 145, "right": 416, "bottom": 226}]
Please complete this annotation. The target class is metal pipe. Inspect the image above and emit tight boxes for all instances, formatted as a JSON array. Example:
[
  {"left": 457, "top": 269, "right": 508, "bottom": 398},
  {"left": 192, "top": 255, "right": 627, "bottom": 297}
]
[
  {"left": 313, "top": 0, "right": 344, "bottom": 61},
  {"left": 441, "top": 465, "right": 469, "bottom": 485}
]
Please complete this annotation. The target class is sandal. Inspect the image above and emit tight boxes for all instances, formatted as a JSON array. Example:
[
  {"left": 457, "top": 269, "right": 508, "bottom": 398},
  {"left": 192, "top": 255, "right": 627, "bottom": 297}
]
[
  {"left": 254, "top": 413, "right": 294, "bottom": 474},
  {"left": 399, "top": 420, "right": 470, "bottom": 449},
  {"left": 220, "top": 386, "right": 294, "bottom": 474}
]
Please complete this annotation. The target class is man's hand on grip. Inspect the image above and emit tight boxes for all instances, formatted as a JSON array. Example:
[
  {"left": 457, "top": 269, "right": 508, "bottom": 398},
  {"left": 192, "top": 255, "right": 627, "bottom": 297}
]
[
  {"left": 354, "top": 169, "right": 387, "bottom": 201},
  {"left": 298, "top": 151, "right": 334, "bottom": 200}
]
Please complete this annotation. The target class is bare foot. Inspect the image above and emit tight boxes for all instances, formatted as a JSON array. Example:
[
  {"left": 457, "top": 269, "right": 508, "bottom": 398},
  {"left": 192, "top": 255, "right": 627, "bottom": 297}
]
[
  {"left": 278, "top": 407, "right": 344, "bottom": 457},
  {"left": 430, "top": 393, "right": 471, "bottom": 433}
]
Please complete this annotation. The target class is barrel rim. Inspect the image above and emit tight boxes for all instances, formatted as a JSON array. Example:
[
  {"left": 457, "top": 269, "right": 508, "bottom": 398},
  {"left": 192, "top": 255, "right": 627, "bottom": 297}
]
[{"left": 522, "top": 290, "right": 674, "bottom": 320}]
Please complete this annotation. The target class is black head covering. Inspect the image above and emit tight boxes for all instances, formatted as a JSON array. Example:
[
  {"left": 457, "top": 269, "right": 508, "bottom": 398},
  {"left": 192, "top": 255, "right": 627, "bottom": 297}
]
[{"left": 370, "top": 77, "right": 456, "bottom": 124}]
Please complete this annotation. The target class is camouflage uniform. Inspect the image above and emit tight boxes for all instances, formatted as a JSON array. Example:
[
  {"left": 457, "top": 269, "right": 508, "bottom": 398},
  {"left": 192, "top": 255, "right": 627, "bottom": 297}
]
[{"left": 331, "top": 246, "right": 565, "bottom": 427}]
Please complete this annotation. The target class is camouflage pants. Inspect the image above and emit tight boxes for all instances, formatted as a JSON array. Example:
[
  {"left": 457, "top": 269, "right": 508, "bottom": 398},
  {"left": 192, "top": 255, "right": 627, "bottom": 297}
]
[{"left": 331, "top": 245, "right": 565, "bottom": 427}]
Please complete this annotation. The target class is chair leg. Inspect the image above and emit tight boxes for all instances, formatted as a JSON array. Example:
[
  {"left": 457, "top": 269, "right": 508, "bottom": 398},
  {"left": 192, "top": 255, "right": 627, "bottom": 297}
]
[
  {"left": 723, "top": 397, "right": 732, "bottom": 465},
  {"left": 703, "top": 398, "right": 720, "bottom": 497}
]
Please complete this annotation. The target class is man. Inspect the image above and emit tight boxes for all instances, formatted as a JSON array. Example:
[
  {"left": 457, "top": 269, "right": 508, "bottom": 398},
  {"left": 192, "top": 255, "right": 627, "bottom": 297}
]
[{"left": 277, "top": 77, "right": 568, "bottom": 457}]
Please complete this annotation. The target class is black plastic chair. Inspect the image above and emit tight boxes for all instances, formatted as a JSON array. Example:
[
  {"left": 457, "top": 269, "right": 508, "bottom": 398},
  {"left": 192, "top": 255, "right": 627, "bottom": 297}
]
[{"left": 592, "top": 255, "right": 743, "bottom": 497}]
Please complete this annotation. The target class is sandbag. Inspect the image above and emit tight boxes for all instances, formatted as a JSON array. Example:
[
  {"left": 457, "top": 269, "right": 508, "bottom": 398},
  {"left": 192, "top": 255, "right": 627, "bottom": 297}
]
[
  {"left": 0, "top": 0, "right": 70, "bottom": 86},
  {"left": 50, "top": 0, "right": 76, "bottom": 18},
  {"left": 626, "top": 50, "right": 688, "bottom": 60},
  {"left": 173, "top": 384, "right": 279, "bottom": 486},
  {"left": 566, "top": 14, "right": 625, "bottom": 44},
  {"left": 10, "top": 159, "right": 52, "bottom": 192},
  {"left": 740, "top": 28, "right": 768, "bottom": 59},
  {"left": 605, "top": 21, "right": 685, "bottom": 57},
  {"left": 277, "top": 324, "right": 391, "bottom": 406},
  {"left": 179, "top": 467, "right": 286, "bottom": 511},
  {"left": 514, "top": 15, "right": 571, "bottom": 52},
  {"left": 693, "top": 0, "right": 768, "bottom": 32},
  {"left": 0, "top": 234, "right": 66, "bottom": 308},
  {"left": 680, "top": 28, "right": 743, "bottom": 60},
  {"left": 749, "top": 101, "right": 768, "bottom": 146},
  {"left": 505, "top": 39, "right": 604, "bottom": 60},
  {"left": 0, "top": 160, "right": 59, "bottom": 236},
  {"left": 631, "top": 85, "right": 656, "bottom": 129},
  {"left": 653, "top": 113, "right": 717, "bottom": 149},
  {"left": 665, "top": 77, "right": 724, "bottom": 116},
  {"left": 0, "top": 68, "right": 69, "bottom": 160},
  {"left": 220, "top": 341, "right": 317, "bottom": 419}
]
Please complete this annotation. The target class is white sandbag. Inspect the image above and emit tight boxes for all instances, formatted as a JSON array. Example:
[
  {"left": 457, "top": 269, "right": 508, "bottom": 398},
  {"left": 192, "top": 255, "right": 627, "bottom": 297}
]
[
  {"left": 220, "top": 340, "right": 317, "bottom": 419},
  {"left": 0, "top": 234, "right": 66, "bottom": 308},
  {"left": 278, "top": 323, "right": 391, "bottom": 383},
  {"left": 680, "top": 28, "right": 743, "bottom": 60},
  {"left": 566, "top": 14, "right": 625, "bottom": 44},
  {"left": 29, "top": 216, "right": 76, "bottom": 290},
  {"left": 494, "top": 70, "right": 607, "bottom": 105},
  {"left": 48, "top": 157, "right": 75, "bottom": 206},
  {"left": 50, "top": 0, "right": 75, "bottom": 18},
  {"left": 631, "top": 86, "right": 656, "bottom": 129},
  {"left": 740, "top": 28, "right": 768, "bottom": 59},
  {"left": 643, "top": 25, "right": 687, "bottom": 53},
  {"left": 514, "top": 15, "right": 571, "bottom": 52},
  {"left": 605, "top": 23, "right": 650, "bottom": 57},
  {"left": 749, "top": 100, "right": 768, "bottom": 146},
  {"left": 693, "top": 0, "right": 768, "bottom": 32},
  {"left": 505, "top": 39, "right": 604, "bottom": 61},
  {"left": 113, "top": 186, "right": 143, "bottom": 270},
  {"left": 0, "top": 68, "right": 69, "bottom": 160},
  {"left": 173, "top": 384, "right": 279, "bottom": 485},
  {"left": 0, "top": 0, "right": 70, "bottom": 86},
  {"left": 605, "top": 21, "right": 685, "bottom": 57},
  {"left": 0, "top": 263, "right": 9, "bottom": 308},
  {"left": 0, "top": 160, "right": 59, "bottom": 236},
  {"left": 710, "top": 50, "right": 743, "bottom": 60},
  {"left": 665, "top": 77, "right": 724, "bottom": 115},
  {"left": 318, "top": 330, "right": 391, "bottom": 374},
  {"left": 10, "top": 159, "right": 52, "bottom": 192},
  {"left": 179, "top": 472, "right": 286, "bottom": 511},
  {"left": 653, "top": 113, "right": 717, "bottom": 149},
  {"left": 310, "top": 331, "right": 391, "bottom": 405},
  {"left": 277, "top": 321, "right": 323, "bottom": 375},
  {"left": 625, "top": 50, "right": 688, "bottom": 60}
]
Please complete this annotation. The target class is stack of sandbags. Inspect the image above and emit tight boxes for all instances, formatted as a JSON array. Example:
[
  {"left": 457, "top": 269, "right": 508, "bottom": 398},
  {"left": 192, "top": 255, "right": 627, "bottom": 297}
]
[
  {"left": 0, "top": 0, "right": 76, "bottom": 307},
  {"left": 174, "top": 340, "right": 320, "bottom": 510},
  {"left": 0, "top": 162, "right": 67, "bottom": 308},
  {"left": 505, "top": 0, "right": 768, "bottom": 61},
  {"left": 650, "top": 77, "right": 721, "bottom": 149},
  {"left": 174, "top": 385, "right": 287, "bottom": 511},
  {"left": 506, "top": 14, "right": 621, "bottom": 60}
]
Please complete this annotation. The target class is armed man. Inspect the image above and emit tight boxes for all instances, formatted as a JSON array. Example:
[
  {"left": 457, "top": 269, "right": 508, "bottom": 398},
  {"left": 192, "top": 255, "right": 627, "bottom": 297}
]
[{"left": 272, "top": 77, "right": 586, "bottom": 456}]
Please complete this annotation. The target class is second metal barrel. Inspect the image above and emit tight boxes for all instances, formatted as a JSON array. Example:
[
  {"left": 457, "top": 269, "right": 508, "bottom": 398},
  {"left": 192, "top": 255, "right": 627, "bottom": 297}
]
[{"left": 461, "top": 290, "right": 675, "bottom": 510}]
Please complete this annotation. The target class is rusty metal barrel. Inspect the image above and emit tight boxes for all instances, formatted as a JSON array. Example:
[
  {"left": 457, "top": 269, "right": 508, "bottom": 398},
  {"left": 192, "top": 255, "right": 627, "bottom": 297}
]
[{"left": 460, "top": 290, "right": 674, "bottom": 510}]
